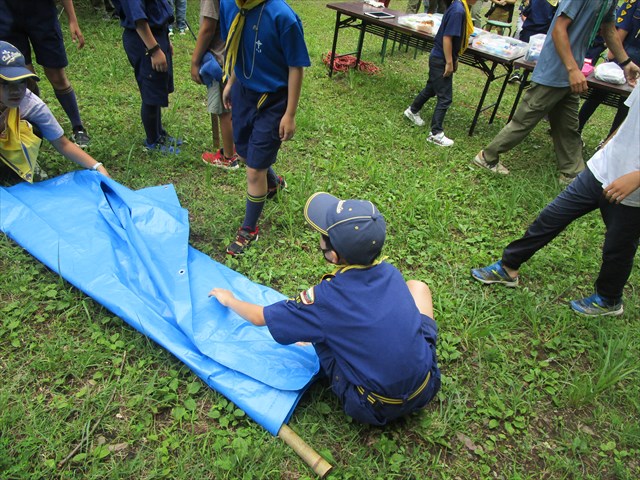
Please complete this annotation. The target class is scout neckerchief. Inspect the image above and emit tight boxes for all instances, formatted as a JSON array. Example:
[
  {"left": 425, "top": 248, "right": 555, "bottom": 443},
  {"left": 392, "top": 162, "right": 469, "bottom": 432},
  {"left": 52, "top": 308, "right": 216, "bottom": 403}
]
[
  {"left": 588, "top": 0, "right": 613, "bottom": 48},
  {"left": 459, "top": 0, "right": 475, "bottom": 55},
  {"left": 223, "top": 0, "right": 267, "bottom": 80},
  {"left": 0, "top": 107, "right": 41, "bottom": 183}
]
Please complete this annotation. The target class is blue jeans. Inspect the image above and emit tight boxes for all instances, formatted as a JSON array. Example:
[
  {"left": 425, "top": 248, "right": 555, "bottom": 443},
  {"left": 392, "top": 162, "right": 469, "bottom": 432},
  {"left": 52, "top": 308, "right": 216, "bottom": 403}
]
[
  {"left": 502, "top": 168, "right": 640, "bottom": 302},
  {"left": 409, "top": 56, "right": 453, "bottom": 135},
  {"left": 168, "top": 0, "right": 187, "bottom": 30}
]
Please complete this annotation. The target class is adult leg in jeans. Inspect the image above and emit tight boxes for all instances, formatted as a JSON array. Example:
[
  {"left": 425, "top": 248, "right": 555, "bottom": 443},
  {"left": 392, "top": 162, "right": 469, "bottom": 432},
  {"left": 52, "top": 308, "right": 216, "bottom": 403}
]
[
  {"left": 483, "top": 83, "right": 563, "bottom": 164},
  {"left": 175, "top": 0, "right": 187, "bottom": 30},
  {"left": 548, "top": 91, "right": 584, "bottom": 177},
  {"left": 595, "top": 200, "right": 640, "bottom": 302},
  {"left": 501, "top": 169, "right": 602, "bottom": 270}
]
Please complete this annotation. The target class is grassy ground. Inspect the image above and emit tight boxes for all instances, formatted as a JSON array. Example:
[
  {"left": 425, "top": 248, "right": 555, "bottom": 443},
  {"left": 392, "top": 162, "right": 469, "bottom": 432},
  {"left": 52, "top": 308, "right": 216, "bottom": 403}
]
[{"left": 1, "top": 0, "right": 638, "bottom": 478}]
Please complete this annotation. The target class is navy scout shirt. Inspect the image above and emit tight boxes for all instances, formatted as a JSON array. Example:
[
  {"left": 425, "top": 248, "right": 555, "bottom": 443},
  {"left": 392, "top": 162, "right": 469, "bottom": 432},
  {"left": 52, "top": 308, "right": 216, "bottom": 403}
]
[{"left": 263, "top": 262, "right": 438, "bottom": 398}]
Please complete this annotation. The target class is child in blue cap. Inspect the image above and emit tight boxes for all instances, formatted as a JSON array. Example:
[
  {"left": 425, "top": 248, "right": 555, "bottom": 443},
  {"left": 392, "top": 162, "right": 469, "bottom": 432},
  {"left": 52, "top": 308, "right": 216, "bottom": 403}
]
[{"left": 209, "top": 193, "right": 441, "bottom": 425}]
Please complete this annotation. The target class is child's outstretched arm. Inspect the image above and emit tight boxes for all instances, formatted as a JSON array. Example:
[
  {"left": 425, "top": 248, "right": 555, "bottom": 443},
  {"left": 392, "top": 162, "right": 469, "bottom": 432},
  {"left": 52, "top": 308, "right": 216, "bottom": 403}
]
[
  {"left": 603, "top": 171, "right": 640, "bottom": 204},
  {"left": 279, "top": 66, "right": 304, "bottom": 141},
  {"left": 209, "top": 288, "right": 266, "bottom": 326},
  {"left": 50, "top": 136, "right": 111, "bottom": 177}
]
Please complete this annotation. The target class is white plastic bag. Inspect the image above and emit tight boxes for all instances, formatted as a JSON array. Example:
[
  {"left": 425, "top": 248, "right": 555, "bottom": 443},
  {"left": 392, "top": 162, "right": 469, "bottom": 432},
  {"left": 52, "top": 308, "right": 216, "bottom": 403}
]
[{"left": 594, "top": 62, "right": 626, "bottom": 85}]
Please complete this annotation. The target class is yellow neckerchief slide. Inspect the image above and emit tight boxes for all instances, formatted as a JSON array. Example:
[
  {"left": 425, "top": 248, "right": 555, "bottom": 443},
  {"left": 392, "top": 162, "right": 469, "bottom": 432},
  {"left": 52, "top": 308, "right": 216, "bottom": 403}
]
[
  {"left": 0, "top": 107, "right": 42, "bottom": 183},
  {"left": 460, "top": 0, "right": 474, "bottom": 55},
  {"left": 223, "top": 0, "right": 267, "bottom": 80}
]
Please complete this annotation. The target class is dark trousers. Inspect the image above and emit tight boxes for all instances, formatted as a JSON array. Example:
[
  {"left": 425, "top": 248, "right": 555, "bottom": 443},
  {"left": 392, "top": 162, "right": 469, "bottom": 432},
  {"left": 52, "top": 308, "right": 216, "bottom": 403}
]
[
  {"left": 409, "top": 56, "right": 453, "bottom": 135},
  {"left": 502, "top": 168, "right": 640, "bottom": 302},
  {"left": 578, "top": 91, "right": 629, "bottom": 138}
]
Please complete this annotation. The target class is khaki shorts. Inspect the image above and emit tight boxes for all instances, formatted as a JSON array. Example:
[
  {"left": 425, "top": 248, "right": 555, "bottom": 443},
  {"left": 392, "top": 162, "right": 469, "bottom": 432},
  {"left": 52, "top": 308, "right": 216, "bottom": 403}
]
[{"left": 207, "top": 81, "right": 230, "bottom": 115}]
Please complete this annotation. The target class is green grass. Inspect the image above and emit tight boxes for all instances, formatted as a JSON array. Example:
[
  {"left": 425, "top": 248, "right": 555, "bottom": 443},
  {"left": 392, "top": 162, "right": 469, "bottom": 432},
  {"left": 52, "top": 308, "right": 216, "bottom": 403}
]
[{"left": 1, "top": 0, "right": 639, "bottom": 478}]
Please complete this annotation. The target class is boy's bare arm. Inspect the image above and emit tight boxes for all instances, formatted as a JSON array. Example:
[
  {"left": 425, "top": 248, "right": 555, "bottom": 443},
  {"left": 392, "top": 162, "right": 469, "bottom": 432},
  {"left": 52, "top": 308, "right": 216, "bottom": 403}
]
[
  {"left": 601, "top": 22, "right": 640, "bottom": 86},
  {"left": 442, "top": 36, "right": 454, "bottom": 76},
  {"left": 191, "top": 16, "right": 217, "bottom": 84},
  {"left": 603, "top": 171, "right": 640, "bottom": 204},
  {"left": 551, "top": 14, "right": 586, "bottom": 94},
  {"left": 61, "top": 0, "right": 85, "bottom": 49},
  {"left": 135, "top": 20, "right": 168, "bottom": 72},
  {"left": 280, "top": 66, "right": 304, "bottom": 141},
  {"left": 209, "top": 288, "right": 266, "bottom": 326}
]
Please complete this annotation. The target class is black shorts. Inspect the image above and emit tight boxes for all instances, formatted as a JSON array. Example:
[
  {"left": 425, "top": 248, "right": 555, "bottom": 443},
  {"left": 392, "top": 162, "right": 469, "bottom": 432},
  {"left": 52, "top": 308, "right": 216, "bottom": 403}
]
[{"left": 0, "top": 0, "right": 68, "bottom": 68}]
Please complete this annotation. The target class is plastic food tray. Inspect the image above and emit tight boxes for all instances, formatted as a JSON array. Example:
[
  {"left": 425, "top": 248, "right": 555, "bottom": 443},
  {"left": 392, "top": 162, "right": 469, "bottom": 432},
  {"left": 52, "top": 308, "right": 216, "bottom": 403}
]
[{"left": 471, "top": 33, "right": 528, "bottom": 60}]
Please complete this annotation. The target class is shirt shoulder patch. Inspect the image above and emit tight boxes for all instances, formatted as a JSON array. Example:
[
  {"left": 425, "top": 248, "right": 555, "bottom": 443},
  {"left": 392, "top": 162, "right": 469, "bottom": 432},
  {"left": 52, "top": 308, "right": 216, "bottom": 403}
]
[{"left": 298, "top": 286, "right": 315, "bottom": 305}]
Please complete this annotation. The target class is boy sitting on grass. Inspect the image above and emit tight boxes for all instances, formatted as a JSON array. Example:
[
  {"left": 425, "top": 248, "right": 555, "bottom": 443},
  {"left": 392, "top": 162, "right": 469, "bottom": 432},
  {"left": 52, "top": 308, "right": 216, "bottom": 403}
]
[
  {"left": 0, "top": 41, "right": 109, "bottom": 182},
  {"left": 209, "top": 192, "right": 441, "bottom": 425}
]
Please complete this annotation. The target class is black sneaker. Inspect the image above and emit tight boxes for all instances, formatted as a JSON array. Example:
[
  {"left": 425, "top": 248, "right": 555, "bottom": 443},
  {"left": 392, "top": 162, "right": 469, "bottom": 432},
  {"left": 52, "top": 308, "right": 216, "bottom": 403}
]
[
  {"left": 71, "top": 127, "right": 91, "bottom": 149},
  {"left": 267, "top": 175, "right": 287, "bottom": 200},
  {"left": 226, "top": 227, "right": 259, "bottom": 255}
]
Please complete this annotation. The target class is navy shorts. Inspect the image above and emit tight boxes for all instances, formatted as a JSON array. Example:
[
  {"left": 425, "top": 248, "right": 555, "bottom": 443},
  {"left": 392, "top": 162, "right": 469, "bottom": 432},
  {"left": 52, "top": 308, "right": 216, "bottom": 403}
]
[
  {"left": 230, "top": 83, "right": 288, "bottom": 169},
  {"left": 318, "top": 346, "right": 441, "bottom": 426},
  {"left": 0, "top": 0, "right": 68, "bottom": 68},
  {"left": 122, "top": 27, "right": 174, "bottom": 107}
]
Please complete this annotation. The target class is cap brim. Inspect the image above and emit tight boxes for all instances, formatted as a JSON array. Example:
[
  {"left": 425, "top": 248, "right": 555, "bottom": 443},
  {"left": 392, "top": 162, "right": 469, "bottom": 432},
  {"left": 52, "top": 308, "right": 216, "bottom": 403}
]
[
  {"left": 0, "top": 66, "right": 39, "bottom": 82},
  {"left": 304, "top": 192, "right": 340, "bottom": 235}
]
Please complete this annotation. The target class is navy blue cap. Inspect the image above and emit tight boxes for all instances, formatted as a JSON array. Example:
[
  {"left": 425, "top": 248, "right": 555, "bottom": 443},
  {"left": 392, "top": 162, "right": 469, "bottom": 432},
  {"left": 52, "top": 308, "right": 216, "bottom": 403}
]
[
  {"left": 304, "top": 192, "right": 386, "bottom": 265},
  {"left": 0, "top": 41, "right": 39, "bottom": 82}
]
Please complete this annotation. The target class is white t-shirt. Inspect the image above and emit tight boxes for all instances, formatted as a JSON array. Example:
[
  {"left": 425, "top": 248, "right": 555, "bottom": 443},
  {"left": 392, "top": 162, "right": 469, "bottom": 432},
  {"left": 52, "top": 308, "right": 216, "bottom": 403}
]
[
  {"left": 587, "top": 85, "right": 640, "bottom": 207},
  {"left": 18, "top": 89, "right": 65, "bottom": 142}
]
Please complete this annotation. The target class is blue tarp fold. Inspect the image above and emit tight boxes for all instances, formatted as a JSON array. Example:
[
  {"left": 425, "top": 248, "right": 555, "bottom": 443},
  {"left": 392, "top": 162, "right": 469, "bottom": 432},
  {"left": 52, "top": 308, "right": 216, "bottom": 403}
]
[{"left": 0, "top": 171, "right": 319, "bottom": 435}]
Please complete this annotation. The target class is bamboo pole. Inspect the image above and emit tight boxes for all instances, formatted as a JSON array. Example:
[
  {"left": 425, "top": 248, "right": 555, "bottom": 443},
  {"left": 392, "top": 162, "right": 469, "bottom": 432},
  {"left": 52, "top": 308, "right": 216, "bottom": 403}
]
[{"left": 278, "top": 424, "right": 333, "bottom": 478}]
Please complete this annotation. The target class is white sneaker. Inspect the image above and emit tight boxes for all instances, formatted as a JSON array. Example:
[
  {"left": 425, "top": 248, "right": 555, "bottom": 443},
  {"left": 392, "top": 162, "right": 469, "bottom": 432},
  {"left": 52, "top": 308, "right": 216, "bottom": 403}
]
[
  {"left": 404, "top": 107, "right": 425, "bottom": 127},
  {"left": 473, "top": 151, "right": 509, "bottom": 175},
  {"left": 427, "top": 131, "right": 454, "bottom": 147}
]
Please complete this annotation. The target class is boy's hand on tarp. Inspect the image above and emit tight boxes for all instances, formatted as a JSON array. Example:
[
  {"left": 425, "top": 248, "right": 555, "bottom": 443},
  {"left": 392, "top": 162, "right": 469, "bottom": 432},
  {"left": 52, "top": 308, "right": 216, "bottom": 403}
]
[{"left": 209, "top": 288, "right": 235, "bottom": 307}]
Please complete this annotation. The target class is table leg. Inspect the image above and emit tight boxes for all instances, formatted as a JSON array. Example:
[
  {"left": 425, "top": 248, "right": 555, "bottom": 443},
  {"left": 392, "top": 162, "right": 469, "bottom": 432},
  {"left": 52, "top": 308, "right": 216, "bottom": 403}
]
[
  {"left": 328, "top": 11, "right": 341, "bottom": 78},
  {"left": 468, "top": 61, "right": 498, "bottom": 136},
  {"left": 508, "top": 70, "right": 530, "bottom": 122},
  {"left": 489, "top": 65, "right": 511, "bottom": 124},
  {"left": 354, "top": 21, "right": 366, "bottom": 71}
]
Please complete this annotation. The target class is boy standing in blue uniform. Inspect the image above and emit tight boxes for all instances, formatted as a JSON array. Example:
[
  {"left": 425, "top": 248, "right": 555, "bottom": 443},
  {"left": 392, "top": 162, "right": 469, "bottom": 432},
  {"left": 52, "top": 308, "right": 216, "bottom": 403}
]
[
  {"left": 219, "top": 0, "right": 310, "bottom": 255},
  {"left": 210, "top": 193, "right": 441, "bottom": 425},
  {"left": 404, "top": 0, "right": 476, "bottom": 147},
  {"left": 112, "top": 0, "right": 181, "bottom": 154},
  {"left": 0, "top": 0, "right": 92, "bottom": 148}
]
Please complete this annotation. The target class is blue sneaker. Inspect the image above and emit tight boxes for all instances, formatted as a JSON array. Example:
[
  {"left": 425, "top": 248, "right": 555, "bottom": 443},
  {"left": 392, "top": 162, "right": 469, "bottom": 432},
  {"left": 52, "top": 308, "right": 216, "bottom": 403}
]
[
  {"left": 143, "top": 139, "right": 181, "bottom": 155},
  {"left": 471, "top": 260, "right": 518, "bottom": 287},
  {"left": 570, "top": 293, "right": 623, "bottom": 317},
  {"left": 160, "top": 133, "right": 184, "bottom": 146}
]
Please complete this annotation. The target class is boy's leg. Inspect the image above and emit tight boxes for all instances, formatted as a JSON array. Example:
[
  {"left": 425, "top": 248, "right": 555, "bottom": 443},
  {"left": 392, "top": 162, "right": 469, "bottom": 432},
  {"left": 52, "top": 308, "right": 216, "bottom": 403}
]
[
  {"left": 501, "top": 168, "right": 602, "bottom": 270},
  {"left": 577, "top": 89, "right": 606, "bottom": 133},
  {"left": 547, "top": 92, "right": 584, "bottom": 177},
  {"left": 141, "top": 103, "right": 162, "bottom": 145},
  {"left": 427, "top": 58, "right": 453, "bottom": 135},
  {"left": 409, "top": 68, "right": 437, "bottom": 113},
  {"left": 595, "top": 202, "right": 640, "bottom": 302},
  {"left": 406, "top": 280, "right": 434, "bottom": 319},
  {"left": 219, "top": 111, "right": 234, "bottom": 157},
  {"left": 483, "top": 83, "right": 563, "bottom": 164},
  {"left": 242, "top": 166, "right": 268, "bottom": 231},
  {"left": 176, "top": 0, "right": 188, "bottom": 30},
  {"left": 608, "top": 100, "right": 629, "bottom": 138}
]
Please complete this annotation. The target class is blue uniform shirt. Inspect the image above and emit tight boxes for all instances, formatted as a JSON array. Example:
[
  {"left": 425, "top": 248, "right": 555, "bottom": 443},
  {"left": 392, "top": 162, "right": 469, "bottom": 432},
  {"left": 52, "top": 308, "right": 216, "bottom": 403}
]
[
  {"left": 617, "top": 0, "right": 640, "bottom": 64},
  {"left": 263, "top": 262, "right": 438, "bottom": 398},
  {"left": 431, "top": 0, "right": 466, "bottom": 63},
  {"left": 532, "top": 0, "right": 617, "bottom": 87},
  {"left": 219, "top": 0, "right": 310, "bottom": 93},
  {"left": 521, "top": 0, "right": 556, "bottom": 36},
  {"left": 112, "top": 0, "right": 174, "bottom": 30}
]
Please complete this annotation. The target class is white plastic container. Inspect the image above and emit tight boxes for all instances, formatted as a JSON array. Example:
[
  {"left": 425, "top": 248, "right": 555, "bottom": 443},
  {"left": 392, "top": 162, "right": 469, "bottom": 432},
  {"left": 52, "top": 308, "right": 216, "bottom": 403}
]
[
  {"left": 524, "top": 33, "right": 546, "bottom": 63},
  {"left": 471, "top": 33, "right": 529, "bottom": 60}
]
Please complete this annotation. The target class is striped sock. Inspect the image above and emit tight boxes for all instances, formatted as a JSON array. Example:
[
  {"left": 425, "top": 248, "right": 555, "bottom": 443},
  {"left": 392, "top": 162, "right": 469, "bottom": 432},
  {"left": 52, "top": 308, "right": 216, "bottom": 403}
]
[{"left": 242, "top": 192, "right": 268, "bottom": 231}]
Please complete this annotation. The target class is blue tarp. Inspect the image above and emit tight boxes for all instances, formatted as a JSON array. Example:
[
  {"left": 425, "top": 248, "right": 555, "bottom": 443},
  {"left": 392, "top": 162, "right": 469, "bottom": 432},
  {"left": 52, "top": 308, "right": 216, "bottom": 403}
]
[{"left": 0, "top": 171, "right": 319, "bottom": 435}]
